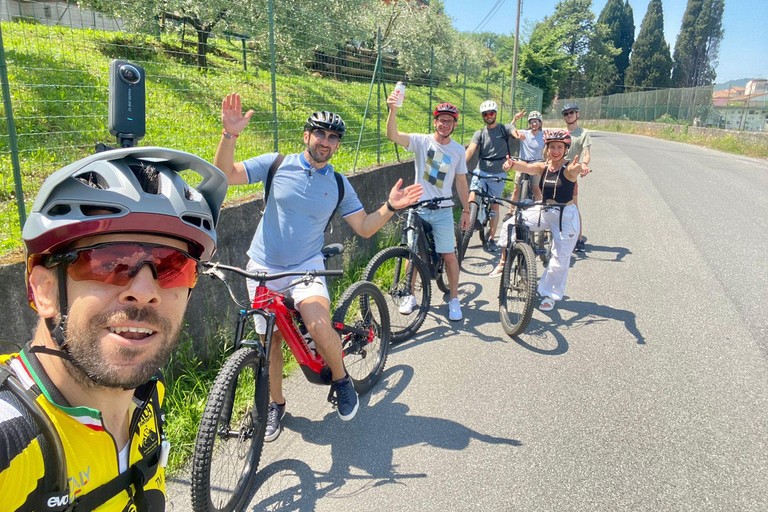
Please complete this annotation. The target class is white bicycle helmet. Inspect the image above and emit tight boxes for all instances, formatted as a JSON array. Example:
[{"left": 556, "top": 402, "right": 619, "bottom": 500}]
[
  {"left": 528, "top": 111, "right": 543, "bottom": 122},
  {"left": 480, "top": 100, "right": 498, "bottom": 114}
]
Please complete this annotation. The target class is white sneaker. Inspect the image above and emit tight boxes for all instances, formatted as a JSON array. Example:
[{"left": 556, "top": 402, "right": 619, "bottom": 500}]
[
  {"left": 398, "top": 294, "right": 417, "bottom": 315},
  {"left": 448, "top": 298, "right": 462, "bottom": 321}
]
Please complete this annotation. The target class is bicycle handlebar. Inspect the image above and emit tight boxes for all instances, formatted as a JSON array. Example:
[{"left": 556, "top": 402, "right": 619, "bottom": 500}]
[
  {"left": 404, "top": 196, "right": 453, "bottom": 211},
  {"left": 203, "top": 261, "right": 344, "bottom": 282},
  {"left": 468, "top": 169, "right": 515, "bottom": 182}
]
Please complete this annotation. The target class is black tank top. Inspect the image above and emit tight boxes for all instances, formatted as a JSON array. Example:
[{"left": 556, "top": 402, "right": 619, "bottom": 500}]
[{"left": 541, "top": 163, "right": 576, "bottom": 203}]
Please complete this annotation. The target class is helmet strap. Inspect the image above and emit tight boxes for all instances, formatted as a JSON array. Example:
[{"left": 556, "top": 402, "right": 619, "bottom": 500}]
[{"left": 45, "top": 264, "right": 70, "bottom": 348}]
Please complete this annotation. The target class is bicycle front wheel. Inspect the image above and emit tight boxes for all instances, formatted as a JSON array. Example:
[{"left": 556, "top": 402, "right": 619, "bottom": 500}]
[
  {"left": 363, "top": 246, "right": 431, "bottom": 344},
  {"left": 499, "top": 243, "right": 538, "bottom": 337},
  {"left": 333, "top": 281, "right": 391, "bottom": 395},
  {"left": 191, "top": 347, "right": 269, "bottom": 512}
]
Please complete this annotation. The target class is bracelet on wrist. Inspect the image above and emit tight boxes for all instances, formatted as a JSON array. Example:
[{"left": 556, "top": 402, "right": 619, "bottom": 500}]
[
  {"left": 222, "top": 130, "right": 239, "bottom": 139},
  {"left": 385, "top": 200, "right": 397, "bottom": 213}
]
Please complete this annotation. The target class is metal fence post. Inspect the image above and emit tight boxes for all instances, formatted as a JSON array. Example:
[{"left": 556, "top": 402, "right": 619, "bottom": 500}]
[
  {"left": 352, "top": 44, "right": 381, "bottom": 171},
  {"left": 242, "top": 38, "right": 247, "bottom": 72},
  {"left": 461, "top": 57, "right": 467, "bottom": 145},
  {"left": 268, "top": 0, "right": 278, "bottom": 152},
  {"left": 0, "top": 25, "right": 26, "bottom": 229},
  {"left": 428, "top": 46, "right": 434, "bottom": 134},
  {"left": 499, "top": 73, "right": 505, "bottom": 125},
  {"left": 377, "top": 28, "right": 381, "bottom": 165},
  {"left": 381, "top": 81, "right": 400, "bottom": 162}
]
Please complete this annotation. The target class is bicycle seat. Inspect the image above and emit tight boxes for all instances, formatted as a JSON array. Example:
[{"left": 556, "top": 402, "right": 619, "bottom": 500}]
[{"left": 321, "top": 244, "right": 344, "bottom": 260}]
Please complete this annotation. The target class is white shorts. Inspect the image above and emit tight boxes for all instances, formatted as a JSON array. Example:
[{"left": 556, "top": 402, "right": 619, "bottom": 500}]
[{"left": 246, "top": 255, "right": 329, "bottom": 334}]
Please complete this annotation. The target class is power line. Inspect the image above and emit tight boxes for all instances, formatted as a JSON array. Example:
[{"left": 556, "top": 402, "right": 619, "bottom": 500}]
[{"left": 473, "top": 0, "right": 508, "bottom": 33}]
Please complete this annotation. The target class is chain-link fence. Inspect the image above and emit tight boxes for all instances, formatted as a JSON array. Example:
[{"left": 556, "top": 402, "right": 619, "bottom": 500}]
[
  {"left": 0, "top": 1, "right": 542, "bottom": 252},
  {"left": 545, "top": 85, "right": 768, "bottom": 133}
]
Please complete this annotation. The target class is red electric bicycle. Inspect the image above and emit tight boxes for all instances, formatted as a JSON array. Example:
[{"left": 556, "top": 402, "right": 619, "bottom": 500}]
[{"left": 190, "top": 244, "right": 390, "bottom": 512}]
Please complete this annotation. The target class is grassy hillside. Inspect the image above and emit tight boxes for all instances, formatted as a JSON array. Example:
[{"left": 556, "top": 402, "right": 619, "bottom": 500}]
[{"left": 0, "top": 21, "right": 518, "bottom": 257}]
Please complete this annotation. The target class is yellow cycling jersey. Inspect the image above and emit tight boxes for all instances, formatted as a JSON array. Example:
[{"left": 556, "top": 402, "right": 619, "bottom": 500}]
[{"left": 0, "top": 344, "right": 167, "bottom": 511}]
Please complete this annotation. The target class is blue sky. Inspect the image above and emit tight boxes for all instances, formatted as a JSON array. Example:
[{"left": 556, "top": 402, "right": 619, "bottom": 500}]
[{"left": 441, "top": 0, "right": 767, "bottom": 84}]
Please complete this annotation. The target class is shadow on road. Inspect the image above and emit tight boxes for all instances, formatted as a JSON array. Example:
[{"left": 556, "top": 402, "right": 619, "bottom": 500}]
[
  {"left": 512, "top": 297, "right": 646, "bottom": 354},
  {"left": 571, "top": 240, "right": 632, "bottom": 264},
  {"left": 248, "top": 365, "right": 521, "bottom": 510}
]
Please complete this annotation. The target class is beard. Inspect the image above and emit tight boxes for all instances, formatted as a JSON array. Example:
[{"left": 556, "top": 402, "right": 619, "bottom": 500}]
[
  {"left": 484, "top": 116, "right": 496, "bottom": 125},
  {"left": 306, "top": 139, "right": 335, "bottom": 164},
  {"left": 62, "top": 306, "right": 179, "bottom": 390}
]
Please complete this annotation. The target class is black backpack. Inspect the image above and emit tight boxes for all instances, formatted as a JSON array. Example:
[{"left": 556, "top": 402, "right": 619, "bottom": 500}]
[
  {"left": 478, "top": 123, "right": 512, "bottom": 161},
  {"left": 263, "top": 154, "right": 345, "bottom": 233}
]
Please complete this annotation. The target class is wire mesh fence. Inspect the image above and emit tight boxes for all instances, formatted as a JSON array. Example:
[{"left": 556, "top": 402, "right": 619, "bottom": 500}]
[
  {"left": 0, "top": 1, "right": 542, "bottom": 252},
  {"left": 544, "top": 85, "right": 768, "bottom": 133}
]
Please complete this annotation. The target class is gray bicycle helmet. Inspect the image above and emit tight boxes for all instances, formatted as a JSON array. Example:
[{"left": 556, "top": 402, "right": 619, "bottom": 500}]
[
  {"left": 23, "top": 147, "right": 227, "bottom": 271},
  {"left": 561, "top": 103, "right": 579, "bottom": 114},
  {"left": 305, "top": 111, "right": 346, "bottom": 138},
  {"left": 528, "top": 110, "right": 543, "bottom": 122}
]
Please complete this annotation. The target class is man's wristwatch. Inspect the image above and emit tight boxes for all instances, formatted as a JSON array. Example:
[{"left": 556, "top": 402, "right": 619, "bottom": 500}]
[{"left": 386, "top": 200, "right": 397, "bottom": 212}]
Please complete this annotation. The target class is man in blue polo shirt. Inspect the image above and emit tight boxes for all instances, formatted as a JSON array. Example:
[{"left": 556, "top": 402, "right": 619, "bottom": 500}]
[{"left": 214, "top": 93, "right": 422, "bottom": 442}]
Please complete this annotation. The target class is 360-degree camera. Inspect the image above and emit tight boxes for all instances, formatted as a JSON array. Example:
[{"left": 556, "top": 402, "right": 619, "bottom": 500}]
[{"left": 108, "top": 59, "right": 145, "bottom": 147}]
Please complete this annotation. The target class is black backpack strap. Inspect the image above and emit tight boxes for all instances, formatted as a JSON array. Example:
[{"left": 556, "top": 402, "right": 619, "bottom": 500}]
[
  {"left": 324, "top": 172, "right": 346, "bottom": 233},
  {"left": 262, "top": 153, "right": 285, "bottom": 210},
  {"left": 499, "top": 123, "right": 511, "bottom": 156}
]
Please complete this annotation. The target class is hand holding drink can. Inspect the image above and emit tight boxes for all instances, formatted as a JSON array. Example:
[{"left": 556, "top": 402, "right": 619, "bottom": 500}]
[{"left": 393, "top": 82, "right": 406, "bottom": 108}]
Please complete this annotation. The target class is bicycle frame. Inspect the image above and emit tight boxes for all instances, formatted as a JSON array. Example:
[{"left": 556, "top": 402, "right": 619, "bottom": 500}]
[{"left": 399, "top": 197, "right": 452, "bottom": 279}]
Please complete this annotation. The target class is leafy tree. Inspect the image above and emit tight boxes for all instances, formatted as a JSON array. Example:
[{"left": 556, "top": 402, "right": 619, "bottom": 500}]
[
  {"left": 582, "top": 23, "right": 620, "bottom": 96},
  {"left": 546, "top": 0, "right": 596, "bottom": 97},
  {"left": 517, "top": 20, "right": 574, "bottom": 109},
  {"left": 670, "top": 0, "right": 725, "bottom": 87},
  {"left": 597, "top": 0, "right": 635, "bottom": 93},
  {"left": 624, "top": 0, "right": 672, "bottom": 91}
]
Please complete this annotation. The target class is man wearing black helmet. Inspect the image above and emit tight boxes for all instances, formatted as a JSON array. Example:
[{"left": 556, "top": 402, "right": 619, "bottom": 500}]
[
  {"left": 214, "top": 93, "right": 422, "bottom": 440},
  {"left": 562, "top": 103, "right": 592, "bottom": 252},
  {"left": 1, "top": 149, "right": 227, "bottom": 510}
]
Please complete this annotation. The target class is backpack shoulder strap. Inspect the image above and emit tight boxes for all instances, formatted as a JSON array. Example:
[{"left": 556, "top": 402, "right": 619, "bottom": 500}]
[
  {"left": 263, "top": 153, "right": 285, "bottom": 208},
  {"left": 499, "top": 123, "right": 511, "bottom": 156},
  {"left": 325, "top": 172, "right": 346, "bottom": 233}
]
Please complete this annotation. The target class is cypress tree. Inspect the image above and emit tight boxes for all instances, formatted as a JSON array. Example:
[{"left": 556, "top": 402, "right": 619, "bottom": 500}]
[
  {"left": 597, "top": 0, "right": 634, "bottom": 94},
  {"left": 671, "top": 0, "right": 725, "bottom": 87},
  {"left": 624, "top": 0, "right": 672, "bottom": 91}
]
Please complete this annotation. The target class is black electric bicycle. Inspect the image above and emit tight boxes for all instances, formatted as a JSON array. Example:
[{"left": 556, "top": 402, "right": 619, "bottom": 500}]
[
  {"left": 362, "top": 197, "right": 461, "bottom": 343},
  {"left": 459, "top": 170, "right": 516, "bottom": 259},
  {"left": 514, "top": 164, "right": 553, "bottom": 267},
  {"left": 191, "top": 245, "right": 390, "bottom": 512},
  {"left": 496, "top": 199, "right": 568, "bottom": 337}
]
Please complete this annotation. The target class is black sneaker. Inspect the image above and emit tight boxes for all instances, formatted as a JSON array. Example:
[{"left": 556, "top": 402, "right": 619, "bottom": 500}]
[
  {"left": 574, "top": 238, "right": 586, "bottom": 253},
  {"left": 486, "top": 239, "right": 501, "bottom": 252},
  {"left": 329, "top": 375, "right": 359, "bottom": 421},
  {"left": 264, "top": 401, "right": 286, "bottom": 442}
]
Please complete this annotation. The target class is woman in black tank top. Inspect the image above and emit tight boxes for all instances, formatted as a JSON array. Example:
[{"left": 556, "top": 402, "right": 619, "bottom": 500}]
[{"left": 490, "top": 129, "right": 587, "bottom": 312}]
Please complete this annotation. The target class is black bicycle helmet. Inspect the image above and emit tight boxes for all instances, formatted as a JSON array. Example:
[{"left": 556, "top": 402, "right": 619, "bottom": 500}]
[
  {"left": 305, "top": 111, "right": 346, "bottom": 138},
  {"left": 561, "top": 103, "right": 580, "bottom": 114}
]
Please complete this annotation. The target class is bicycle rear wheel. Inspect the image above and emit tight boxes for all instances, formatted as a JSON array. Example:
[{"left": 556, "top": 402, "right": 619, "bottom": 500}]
[
  {"left": 191, "top": 347, "right": 269, "bottom": 512},
  {"left": 537, "top": 231, "right": 552, "bottom": 267},
  {"left": 499, "top": 243, "right": 537, "bottom": 337},
  {"left": 333, "top": 281, "right": 391, "bottom": 395},
  {"left": 362, "top": 246, "right": 431, "bottom": 344},
  {"left": 459, "top": 200, "right": 480, "bottom": 260}
]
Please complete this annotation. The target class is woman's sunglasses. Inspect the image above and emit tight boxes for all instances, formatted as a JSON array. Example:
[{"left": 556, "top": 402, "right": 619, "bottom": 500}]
[{"left": 46, "top": 242, "right": 200, "bottom": 289}]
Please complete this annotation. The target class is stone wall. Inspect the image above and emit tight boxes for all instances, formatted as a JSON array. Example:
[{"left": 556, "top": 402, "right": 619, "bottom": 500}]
[{"left": 0, "top": 159, "right": 415, "bottom": 355}]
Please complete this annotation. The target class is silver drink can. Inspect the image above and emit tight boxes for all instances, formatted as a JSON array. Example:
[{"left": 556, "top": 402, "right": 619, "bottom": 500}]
[{"left": 394, "top": 81, "right": 406, "bottom": 107}]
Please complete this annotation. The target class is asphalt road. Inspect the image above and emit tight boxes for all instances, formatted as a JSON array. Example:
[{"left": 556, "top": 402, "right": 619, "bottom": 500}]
[{"left": 167, "top": 132, "right": 768, "bottom": 511}]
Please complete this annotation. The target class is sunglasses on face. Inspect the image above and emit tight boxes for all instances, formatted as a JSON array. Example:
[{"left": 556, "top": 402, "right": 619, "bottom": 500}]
[
  {"left": 563, "top": 111, "right": 577, "bottom": 117},
  {"left": 46, "top": 242, "right": 200, "bottom": 289},
  {"left": 482, "top": 111, "right": 496, "bottom": 117},
  {"left": 311, "top": 129, "right": 341, "bottom": 144}
]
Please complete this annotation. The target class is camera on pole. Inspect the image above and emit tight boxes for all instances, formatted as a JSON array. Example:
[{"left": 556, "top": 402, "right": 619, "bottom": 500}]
[{"left": 108, "top": 59, "right": 145, "bottom": 148}]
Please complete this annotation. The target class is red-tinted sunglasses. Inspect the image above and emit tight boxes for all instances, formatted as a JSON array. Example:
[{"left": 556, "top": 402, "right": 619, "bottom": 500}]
[{"left": 46, "top": 242, "right": 200, "bottom": 289}]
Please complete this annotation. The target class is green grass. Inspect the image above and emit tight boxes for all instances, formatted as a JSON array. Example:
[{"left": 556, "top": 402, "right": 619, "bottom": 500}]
[
  {"left": 591, "top": 120, "right": 768, "bottom": 160},
  {"left": 0, "top": 21, "right": 511, "bottom": 257}
]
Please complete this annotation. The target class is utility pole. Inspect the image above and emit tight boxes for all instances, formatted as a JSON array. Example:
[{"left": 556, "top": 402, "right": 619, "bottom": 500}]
[{"left": 510, "top": 0, "right": 522, "bottom": 111}]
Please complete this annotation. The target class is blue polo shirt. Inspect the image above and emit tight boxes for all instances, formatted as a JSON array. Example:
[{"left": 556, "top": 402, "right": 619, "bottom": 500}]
[{"left": 242, "top": 152, "right": 363, "bottom": 269}]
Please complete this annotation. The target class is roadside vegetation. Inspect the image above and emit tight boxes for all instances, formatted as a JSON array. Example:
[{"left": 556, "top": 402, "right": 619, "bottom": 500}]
[{"left": 590, "top": 120, "right": 768, "bottom": 160}]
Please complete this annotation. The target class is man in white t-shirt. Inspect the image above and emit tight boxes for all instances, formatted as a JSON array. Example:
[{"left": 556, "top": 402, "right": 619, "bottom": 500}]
[{"left": 386, "top": 92, "right": 470, "bottom": 321}]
